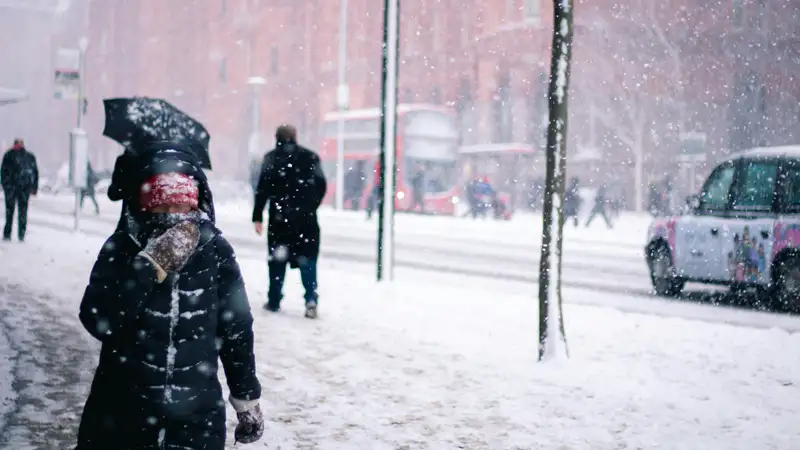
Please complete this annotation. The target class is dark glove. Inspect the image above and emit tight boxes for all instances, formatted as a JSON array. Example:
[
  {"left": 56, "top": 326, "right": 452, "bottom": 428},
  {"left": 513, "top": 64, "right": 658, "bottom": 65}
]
[
  {"left": 234, "top": 404, "right": 264, "bottom": 444},
  {"left": 139, "top": 222, "right": 200, "bottom": 282}
]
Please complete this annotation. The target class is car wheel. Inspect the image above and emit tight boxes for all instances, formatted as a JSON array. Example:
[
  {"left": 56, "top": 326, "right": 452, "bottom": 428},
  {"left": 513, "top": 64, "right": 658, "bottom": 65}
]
[
  {"left": 648, "top": 244, "right": 684, "bottom": 297},
  {"left": 771, "top": 254, "right": 800, "bottom": 312}
]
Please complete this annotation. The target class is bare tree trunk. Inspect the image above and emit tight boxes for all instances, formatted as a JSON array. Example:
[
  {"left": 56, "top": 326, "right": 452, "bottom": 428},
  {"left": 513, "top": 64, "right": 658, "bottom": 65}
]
[{"left": 538, "top": 0, "right": 573, "bottom": 362}]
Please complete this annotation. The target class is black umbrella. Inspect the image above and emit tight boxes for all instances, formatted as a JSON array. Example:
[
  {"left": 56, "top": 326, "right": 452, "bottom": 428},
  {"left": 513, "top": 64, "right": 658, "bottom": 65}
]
[{"left": 102, "top": 97, "right": 212, "bottom": 169}]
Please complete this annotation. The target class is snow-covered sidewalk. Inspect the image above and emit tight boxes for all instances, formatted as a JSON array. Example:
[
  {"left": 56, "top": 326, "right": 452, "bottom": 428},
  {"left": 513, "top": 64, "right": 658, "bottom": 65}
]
[
  {"left": 0, "top": 284, "right": 97, "bottom": 449},
  {"left": 2, "top": 225, "right": 800, "bottom": 448}
]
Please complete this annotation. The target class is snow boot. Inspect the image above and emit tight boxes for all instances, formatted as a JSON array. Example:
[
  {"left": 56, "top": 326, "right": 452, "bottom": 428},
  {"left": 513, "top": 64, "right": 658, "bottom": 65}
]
[{"left": 304, "top": 301, "right": 318, "bottom": 319}]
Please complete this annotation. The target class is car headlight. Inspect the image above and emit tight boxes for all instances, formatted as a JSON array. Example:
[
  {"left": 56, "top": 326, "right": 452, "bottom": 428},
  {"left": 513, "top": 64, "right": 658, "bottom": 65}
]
[
  {"left": 396, "top": 191, "right": 405, "bottom": 200},
  {"left": 451, "top": 196, "right": 459, "bottom": 204}
]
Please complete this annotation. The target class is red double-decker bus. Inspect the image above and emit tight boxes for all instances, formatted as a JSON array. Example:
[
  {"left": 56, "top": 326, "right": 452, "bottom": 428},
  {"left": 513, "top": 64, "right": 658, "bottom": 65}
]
[{"left": 319, "top": 104, "right": 461, "bottom": 215}]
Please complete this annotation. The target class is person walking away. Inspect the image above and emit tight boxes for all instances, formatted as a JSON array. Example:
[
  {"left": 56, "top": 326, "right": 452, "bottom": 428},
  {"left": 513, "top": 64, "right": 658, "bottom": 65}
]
[
  {"left": 365, "top": 160, "right": 381, "bottom": 220},
  {"left": 585, "top": 184, "right": 613, "bottom": 229},
  {"left": 344, "top": 161, "right": 365, "bottom": 210},
  {"left": 648, "top": 181, "right": 662, "bottom": 217},
  {"left": 76, "top": 142, "right": 263, "bottom": 449},
  {"left": 80, "top": 161, "right": 100, "bottom": 215},
  {"left": 410, "top": 163, "right": 426, "bottom": 213},
  {"left": 563, "top": 176, "right": 581, "bottom": 227},
  {"left": 1, "top": 138, "right": 38, "bottom": 242},
  {"left": 463, "top": 178, "right": 479, "bottom": 218},
  {"left": 253, "top": 125, "right": 327, "bottom": 319}
]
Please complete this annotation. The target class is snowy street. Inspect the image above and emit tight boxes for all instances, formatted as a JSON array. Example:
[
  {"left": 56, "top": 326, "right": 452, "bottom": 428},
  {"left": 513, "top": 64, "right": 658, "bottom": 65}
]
[
  {"left": 32, "top": 194, "right": 701, "bottom": 297},
  {"left": 1, "top": 207, "right": 800, "bottom": 448}
]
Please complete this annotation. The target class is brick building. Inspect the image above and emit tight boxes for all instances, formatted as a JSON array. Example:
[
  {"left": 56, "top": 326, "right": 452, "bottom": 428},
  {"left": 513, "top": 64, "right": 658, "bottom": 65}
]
[{"left": 81, "top": 0, "right": 800, "bottom": 206}]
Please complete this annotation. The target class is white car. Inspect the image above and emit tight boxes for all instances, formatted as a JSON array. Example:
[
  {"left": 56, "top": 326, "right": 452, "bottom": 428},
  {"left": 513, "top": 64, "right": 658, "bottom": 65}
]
[{"left": 645, "top": 146, "right": 800, "bottom": 310}]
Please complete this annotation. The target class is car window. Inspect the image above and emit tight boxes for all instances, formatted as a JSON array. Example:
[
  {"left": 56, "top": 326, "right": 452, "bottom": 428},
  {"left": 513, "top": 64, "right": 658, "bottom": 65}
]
[
  {"left": 699, "top": 163, "right": 736, "bottom": 212},
  {"left": 732, "top": 160, "right": 778, "bottom": 211},
  {"left": 779, "top": 160, "right": 800, "bottom": 213}
]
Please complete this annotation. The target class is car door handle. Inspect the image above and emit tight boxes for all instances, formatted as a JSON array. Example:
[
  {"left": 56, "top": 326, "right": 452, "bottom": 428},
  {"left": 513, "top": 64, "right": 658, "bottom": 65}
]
[{"left": 710, "top": 228, "right": 719, "bottom": 236}]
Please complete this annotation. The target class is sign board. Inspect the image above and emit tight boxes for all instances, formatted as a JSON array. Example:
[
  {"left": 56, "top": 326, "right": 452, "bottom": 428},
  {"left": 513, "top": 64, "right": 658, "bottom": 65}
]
[
  {"left": 54, "top": 48, "right": 80, "bottom": 100},
  {"left": 69, "top": 129, "right": 88, "bottom": 189}
]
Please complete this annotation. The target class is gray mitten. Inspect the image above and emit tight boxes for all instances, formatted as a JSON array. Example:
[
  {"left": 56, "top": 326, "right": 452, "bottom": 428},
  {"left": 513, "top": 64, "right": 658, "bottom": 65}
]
[
  {"left": 234, "top": 403, "right": 264, "bottom": 444},
  {"left": 139, "top": 222, "right": 200, "bottom": 282}
]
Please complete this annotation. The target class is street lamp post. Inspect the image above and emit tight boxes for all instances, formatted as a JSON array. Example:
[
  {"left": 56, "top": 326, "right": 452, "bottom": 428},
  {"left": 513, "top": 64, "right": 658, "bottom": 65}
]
[
  {"left": 71, "top": 36, "right": 89, "bottom": 231},
  {"left": 247, "top": 76, "right": 266, "bottom": 193},
  {"left": 376, "top": 0, "right": 399, "bottom": 282},
  {"left": 335, "top": 0, "right": 349, "bottom": 211}
]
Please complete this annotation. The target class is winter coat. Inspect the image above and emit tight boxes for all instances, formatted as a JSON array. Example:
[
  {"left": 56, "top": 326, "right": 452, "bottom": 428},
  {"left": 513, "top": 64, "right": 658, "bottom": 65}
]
[
  {"left": 77, "top": 146, "right": 255, "bottom": 450},
  {"left": 252, "top": 141, "right": 327, "bottom": 265},
  {"left": 1, "top": 147, "right": 38, "bottom": 194}
]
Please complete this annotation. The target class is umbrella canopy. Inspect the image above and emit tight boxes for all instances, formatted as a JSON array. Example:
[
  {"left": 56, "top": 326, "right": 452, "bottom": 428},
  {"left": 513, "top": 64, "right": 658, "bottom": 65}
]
[
  {"left": 102, "top": 97, "right": 212, "bottom": 169},
  {"left": 0, "top": 87, "right": 28, "bottom": 106}
]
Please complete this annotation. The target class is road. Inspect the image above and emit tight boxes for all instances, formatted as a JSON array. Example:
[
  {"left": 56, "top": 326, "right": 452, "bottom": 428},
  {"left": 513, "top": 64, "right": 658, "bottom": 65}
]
[
  {"left": 14, "top": 193, "right": 800, "bottom": 330},
  {"left": 29, "top": 194, "right": 653, "bottom": 294}
]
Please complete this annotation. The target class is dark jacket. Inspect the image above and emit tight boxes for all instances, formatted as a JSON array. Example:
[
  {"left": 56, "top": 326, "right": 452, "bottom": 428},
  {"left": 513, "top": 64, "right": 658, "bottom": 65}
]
[
  {"left": 1, "top": 147, "right": 38, "bottom": 193},
  {"left": 77, "top": 149, "right": 256, "bottom": 450},
  {"left": 564, "top": 181, "right": 581, "bottom": 215},
  {"left": 252, "top": 141, "right": 327, "bottom": 263}
]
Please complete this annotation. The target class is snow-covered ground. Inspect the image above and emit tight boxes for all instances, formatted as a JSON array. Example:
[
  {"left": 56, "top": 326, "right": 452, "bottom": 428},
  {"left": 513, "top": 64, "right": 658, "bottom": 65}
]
[
  {"left": 25, "top": 194, "right": 664, "bottom": 296},
  {"left": 0, "top": 316, "right": 15, "bottom": 436},
  {"left": 1, "top": 222, "right": 800, "bottom": 448}
]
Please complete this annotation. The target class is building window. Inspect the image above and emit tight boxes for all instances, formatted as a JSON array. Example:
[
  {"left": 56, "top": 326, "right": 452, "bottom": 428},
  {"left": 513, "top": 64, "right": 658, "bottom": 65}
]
[
  {"left": 429, "top": 87, "right": 442, "bottom": 104},
  {"left": 457, "top": 78, "right": 472, "bottom": 145},
  {"left": 493, "top": 71, "right": 513, "bottom": 143},
  {"left": 219, "top": 58, "right": 227, "bottom": 84},
  {"left": 524, "top": 0, "right": 540, "bottom": 19},
  {"left": 269, "top": 47, "right": 279, "bottom": 75},
  {"left": 506, "top": 0, "right": 516, "bottom": 17},
  {"left": 732, "top": 0, "right": 743, "bottom": 28},
  {"left": 460, "top": 7, "right": 470, "bottom": 47}
]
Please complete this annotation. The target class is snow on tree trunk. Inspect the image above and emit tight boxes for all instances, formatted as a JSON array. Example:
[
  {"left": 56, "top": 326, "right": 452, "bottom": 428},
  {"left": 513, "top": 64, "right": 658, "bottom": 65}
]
[{"left": 538, "top": 0, "right": 573, "bottom": 362}]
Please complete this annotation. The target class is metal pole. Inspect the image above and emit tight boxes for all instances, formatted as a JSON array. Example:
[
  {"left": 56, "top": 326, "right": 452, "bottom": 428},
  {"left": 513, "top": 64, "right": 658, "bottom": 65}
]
[
  {"left": 376, "top": 0, "right": 399, "bottom": 282},
  {"left": 74, "top": 44, "right": 85, "bottom": 231},
  {"left": 334, "top": 0, "right": 348, "bottom": 211}
]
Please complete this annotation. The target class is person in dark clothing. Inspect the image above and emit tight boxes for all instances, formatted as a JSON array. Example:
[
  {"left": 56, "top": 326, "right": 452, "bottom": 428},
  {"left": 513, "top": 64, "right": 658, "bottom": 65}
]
[
  {"left": 585, "top": 184, "right": 613, "bottom": 229},
  {"left": 648, "top": 181, "right": 662, "bottom": 217},
  {"left": 252, "top": 125, "right": 327, "bottom": 318},
  {"left": 80, "top": 161, "right": 100, "bottom": 215},
  {"left": 1, "top": 138, "right": 38, "bottom": 242},
  {"left": 409, "top": 163, "right": 426, "bottom": 213},
  {"left": 563, "top": 177, "right": 581, "bottom": 227},
  {"left": 366, "top": 160, "right": 381, "bottom": 220},
  {"left": 76, "top": 144, "right": 263, "bottom": 450},
  {"left": 463, "top": 178, "right": 479, "bottom": 218},
  {"left": 344, "top": 161, "right": 366, "bottom": 210}
]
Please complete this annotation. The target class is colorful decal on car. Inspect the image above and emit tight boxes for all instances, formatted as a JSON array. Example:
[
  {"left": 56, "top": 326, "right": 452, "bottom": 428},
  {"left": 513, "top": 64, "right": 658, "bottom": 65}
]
[{"left": 772, "top": 221, "right": 800, "bottom": 260}]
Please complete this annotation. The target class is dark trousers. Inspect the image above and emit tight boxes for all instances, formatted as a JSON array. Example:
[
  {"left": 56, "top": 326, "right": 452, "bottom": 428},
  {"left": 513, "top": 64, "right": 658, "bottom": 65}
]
[
  {"left": 585, "top": 205, "right": 613, "bottom": 229},
  {"left": 410, "top": 193, "right": 425, "bottom": 213},
  {"left": 4, "top": 189, "right": 30, "bottom": 240},
  {"left": 267, "top": 257, "right": 318, "bottom": 307},
  {"left": 80, "top": 188, "right": 99, "bottom": 213}
]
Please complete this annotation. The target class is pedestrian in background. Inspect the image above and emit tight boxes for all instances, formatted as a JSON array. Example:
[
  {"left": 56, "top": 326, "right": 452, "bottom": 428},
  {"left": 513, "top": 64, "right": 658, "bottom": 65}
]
[
  {"left": 1, "top": 138, "right": 38, "bottom": 242},
  {"left": 253, "top": 124, "right": 327, "bottom": 318}
]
